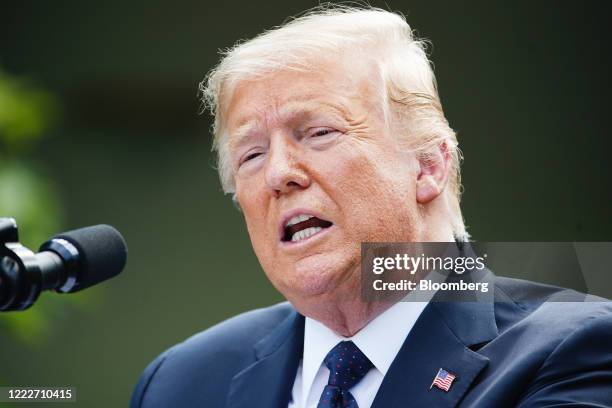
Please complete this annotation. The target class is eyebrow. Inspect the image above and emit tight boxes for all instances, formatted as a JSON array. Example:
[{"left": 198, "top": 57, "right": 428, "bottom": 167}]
[
  {"left": 228, "top": 121, "right": 260, "bottom": 152},
  {"left": 283, "top": 102, "right": 350, "bottom": 125}
]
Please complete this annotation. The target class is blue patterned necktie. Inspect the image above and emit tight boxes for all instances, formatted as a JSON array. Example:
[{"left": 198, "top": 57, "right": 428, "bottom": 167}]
[{"left": 317, "top": 341, "right": 374, "bottom": 408}]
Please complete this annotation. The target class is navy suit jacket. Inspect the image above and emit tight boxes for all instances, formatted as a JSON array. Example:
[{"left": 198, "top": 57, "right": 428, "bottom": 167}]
[{"left": 131, "top": 273, "right": 612, "bottom": 407}]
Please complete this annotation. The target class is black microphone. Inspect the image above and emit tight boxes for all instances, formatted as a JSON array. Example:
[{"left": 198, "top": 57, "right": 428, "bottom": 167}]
[
  {"left": 0, "top": 219, "right": 128, "bottom": 311},
  {"left": 38, "top": 225, "right": 128, "bottom": 293}
]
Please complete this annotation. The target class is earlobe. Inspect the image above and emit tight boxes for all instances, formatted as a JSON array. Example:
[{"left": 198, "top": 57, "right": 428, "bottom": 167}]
[
  {"left": 415, "top": 142, "right": 451, "bottom": 204},
  {"left": 416, "top": 176, "right": 441, "bottom": 204}
]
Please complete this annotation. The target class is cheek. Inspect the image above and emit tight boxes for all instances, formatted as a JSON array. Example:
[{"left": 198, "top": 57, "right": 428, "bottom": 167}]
[
  {"left": 244, "top": 210, "right": 273, "bottom": 251},
  {"left": 237, "top": 187, "right": 273, "bottom": 249},
  {"left": 327, "top": 144, "right": 414, "bottom": 201},
  {"left": 314, "top": 144, "right": 418, "bottom": 238},
  {"left": 244, "top": 213, "right": 280, "bottom": 285}
]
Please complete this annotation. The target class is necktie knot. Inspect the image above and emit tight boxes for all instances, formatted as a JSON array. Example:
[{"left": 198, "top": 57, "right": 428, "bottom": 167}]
[{"left": 323, "top": 341, "right": 373, "bottom": 391}]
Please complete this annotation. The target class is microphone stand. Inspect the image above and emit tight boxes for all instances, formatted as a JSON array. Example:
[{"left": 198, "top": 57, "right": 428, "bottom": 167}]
[{"left": 0, "top": 217, "right": 43, "bottom": 311}]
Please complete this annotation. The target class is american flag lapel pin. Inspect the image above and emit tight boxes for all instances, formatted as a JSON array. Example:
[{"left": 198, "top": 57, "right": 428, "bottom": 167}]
[{"left": 430, "top": 368, "right": 456, "bottom": 392}]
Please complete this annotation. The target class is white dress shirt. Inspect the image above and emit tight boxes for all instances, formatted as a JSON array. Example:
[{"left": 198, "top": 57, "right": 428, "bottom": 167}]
[{"left": 288, "top": 301, "right": 429, "bottom": 408}]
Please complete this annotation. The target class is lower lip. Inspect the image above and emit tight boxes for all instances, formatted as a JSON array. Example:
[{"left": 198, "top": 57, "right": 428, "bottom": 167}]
[{"left": 280, "top": 224, "right": 334, "bottom": 248}]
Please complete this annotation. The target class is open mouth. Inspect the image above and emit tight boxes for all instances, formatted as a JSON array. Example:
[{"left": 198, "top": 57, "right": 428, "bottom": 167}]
[{"left": 282, "top": 214, "right": 333, "bottom": 243}]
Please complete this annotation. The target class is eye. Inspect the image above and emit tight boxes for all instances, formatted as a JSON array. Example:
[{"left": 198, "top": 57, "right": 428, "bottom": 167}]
[
  {"left": 308, "top": 128, "right": 339, "bottom": 138},
  {"left": 238, "top": 150, "right": 264, "bottom": 168},
  {"left": 313, "top": 129, "right": 332, "bottom": 137},
  {"left": 244, "top": 152, "right": 262, "bottom": 161}
]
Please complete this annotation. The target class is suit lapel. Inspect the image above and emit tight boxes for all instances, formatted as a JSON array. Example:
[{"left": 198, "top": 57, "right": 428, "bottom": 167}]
[
  {"left": 225, "top": 310, "right": 304, "bottom": 408},
  {"left": 372, "top": 271, "right": 498, "bottom": 408}
]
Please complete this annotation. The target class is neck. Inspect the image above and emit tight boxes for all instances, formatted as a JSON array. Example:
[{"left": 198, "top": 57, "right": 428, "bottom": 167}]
[
  {"left": 300, "top": 297, "right": 393, "bottom": 337},
  {"left": 289, "top": 267, "right": 398, "bottom": 337},
  {"left": 291, "top": 223, "right": 456, "bottom": 337}
]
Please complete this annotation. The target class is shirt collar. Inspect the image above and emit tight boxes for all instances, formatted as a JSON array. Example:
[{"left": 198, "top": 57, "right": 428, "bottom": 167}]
[{"left": 301, "top": 300, "right": 429, "bottom": 402}]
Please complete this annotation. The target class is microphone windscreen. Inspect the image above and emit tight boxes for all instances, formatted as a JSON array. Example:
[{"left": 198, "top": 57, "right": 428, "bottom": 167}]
[{"left": 52, "top": 224, "right": 128, "bottom": 292}]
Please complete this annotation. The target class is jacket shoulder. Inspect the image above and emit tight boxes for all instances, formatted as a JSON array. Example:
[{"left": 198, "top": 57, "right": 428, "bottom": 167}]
[
  {"left": 175, "top": 301, "right": 295, "bottom": 356},
  {"left": 504, "top": 282, "right": 612, "bottom": 338},
  {"left": 492, "top": 275, "right": 612, "bottom": 332},
  {"left": 131, "top": 302, "right": 296, "bottom": 408},
  {"left": 510, "top": 299, "right": 612, "bottom": 406}
]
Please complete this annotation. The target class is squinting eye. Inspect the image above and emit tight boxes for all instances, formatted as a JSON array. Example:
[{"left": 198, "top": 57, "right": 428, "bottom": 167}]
[
  {"left": 244, "top": 152, "right": 262, "bottom": 161},
  {"left": 310, "top": 128, "right": 337, "bottom": 137},
  {"left": 239, "top": 151, "right": 263, "bottom": 167}
]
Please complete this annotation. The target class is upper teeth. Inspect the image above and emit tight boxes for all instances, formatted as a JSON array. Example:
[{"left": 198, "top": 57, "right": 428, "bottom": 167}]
[{"left": 286, "top": 214, "right": 314, "bottom": 227}]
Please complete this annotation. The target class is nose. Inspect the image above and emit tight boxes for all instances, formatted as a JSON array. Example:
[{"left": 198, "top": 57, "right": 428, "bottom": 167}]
[{"left": 264, "top": 133, "right": 310, "bottom": 196}]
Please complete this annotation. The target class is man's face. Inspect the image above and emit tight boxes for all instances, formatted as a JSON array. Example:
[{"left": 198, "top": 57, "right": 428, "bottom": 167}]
[{"left": 225, "top": 58, "right": 424, "bottom": 305}]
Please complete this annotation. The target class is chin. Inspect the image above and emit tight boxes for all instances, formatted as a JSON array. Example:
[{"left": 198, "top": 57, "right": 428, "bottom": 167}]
[{"left": 280, "top": 254, "right": 356, "bottom": 299}]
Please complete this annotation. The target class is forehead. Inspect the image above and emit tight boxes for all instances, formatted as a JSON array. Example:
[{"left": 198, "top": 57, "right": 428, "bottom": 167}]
[{"left": 223, "top": 56, "right": 381, "bottom": 138}]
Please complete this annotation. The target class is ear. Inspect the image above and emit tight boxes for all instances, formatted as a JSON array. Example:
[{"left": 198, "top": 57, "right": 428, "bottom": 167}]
[{"left": 416, "top": 142, "right": 451, "bottom": 204}]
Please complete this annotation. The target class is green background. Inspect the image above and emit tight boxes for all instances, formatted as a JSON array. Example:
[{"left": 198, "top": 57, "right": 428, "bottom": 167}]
[{"left": 1, "top": 1, "right": 611, "bottom": 407}]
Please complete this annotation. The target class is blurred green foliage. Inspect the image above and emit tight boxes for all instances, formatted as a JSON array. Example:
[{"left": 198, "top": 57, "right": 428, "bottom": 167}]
[
  {"left": 0, "top": 70, "right": 58, "bottom": 151},
  {"left": 0, "top": 161, "right": 62, "bottom": 248},
  {"left": 0, "top": 69, "right": 70, "bottom": 348}
]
